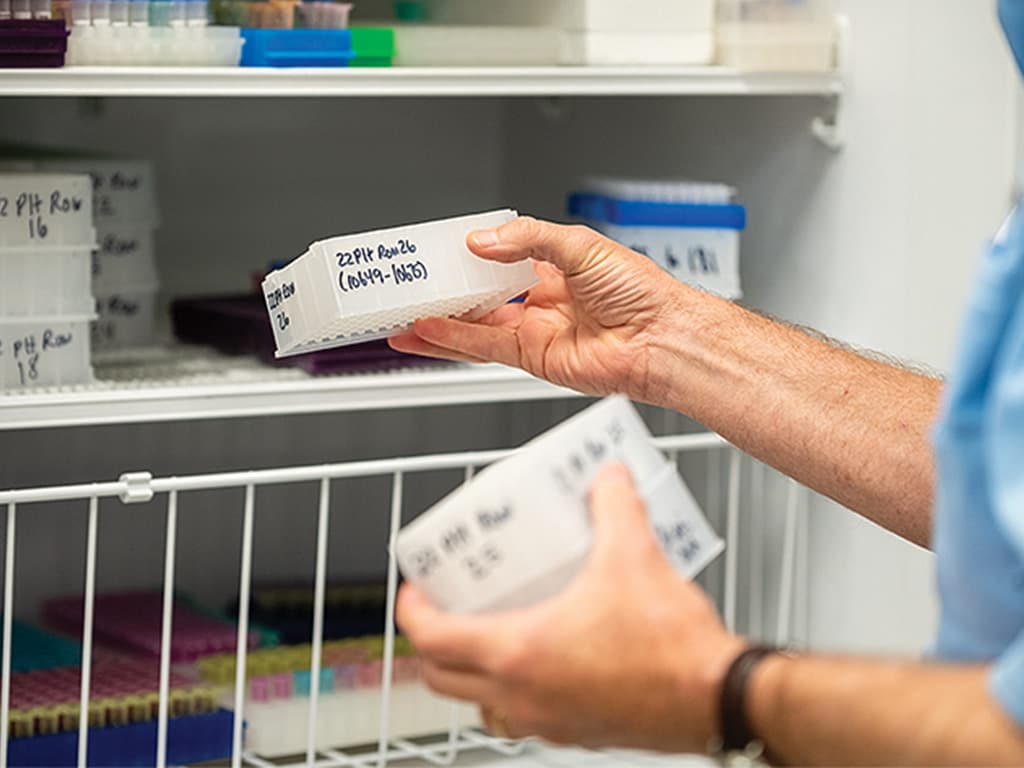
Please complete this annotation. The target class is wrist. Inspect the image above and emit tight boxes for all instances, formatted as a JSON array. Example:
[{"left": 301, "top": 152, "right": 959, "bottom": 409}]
[
  {"left": 744, "top": 652, "right": 792, "bottom": 761},
  {"left": 642, "top": 282, "right": 745, "bottom": 414},
  {"left": 690, "top": 634, "right": 749, "bottom": 751}
]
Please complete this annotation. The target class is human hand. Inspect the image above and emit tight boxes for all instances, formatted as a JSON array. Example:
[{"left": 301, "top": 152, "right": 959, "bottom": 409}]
[
  {"left": 388, "top": 217, "right": 689, "bottom": 403},
  {"left": 396, "top": 464, "right": 745, "bottom": 753}
]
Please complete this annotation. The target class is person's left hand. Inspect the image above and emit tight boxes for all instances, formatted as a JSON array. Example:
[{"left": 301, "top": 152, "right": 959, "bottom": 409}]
[{"left": 395, "top": 465, "right": 745, "bottom": 754}]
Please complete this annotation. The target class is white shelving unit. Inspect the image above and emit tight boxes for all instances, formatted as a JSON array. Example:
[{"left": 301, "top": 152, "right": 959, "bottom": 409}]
[
  {"left": 0, "top": 348, "right": 578, "bottom": 430},
  {"left": 0, "top": 46, "right": 835, "bottom": 768},
  {"left": 0, "top": 66, "right": 842, "bottom": 98}
]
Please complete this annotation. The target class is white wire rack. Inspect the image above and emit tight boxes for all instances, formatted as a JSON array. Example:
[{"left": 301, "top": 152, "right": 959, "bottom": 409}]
[{"left": 0, "top": 432, "right": 807, "bottom": 768}]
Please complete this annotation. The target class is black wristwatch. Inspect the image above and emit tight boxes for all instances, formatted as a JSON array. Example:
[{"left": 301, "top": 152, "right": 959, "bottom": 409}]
[{"left": 711, "top": 645, "right": 781, "bottom": 767}]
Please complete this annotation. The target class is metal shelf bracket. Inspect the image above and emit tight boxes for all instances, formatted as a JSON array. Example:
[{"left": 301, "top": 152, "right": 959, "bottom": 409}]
[{"left": 811, "top": 13, "right": 849, "bottom": 151}]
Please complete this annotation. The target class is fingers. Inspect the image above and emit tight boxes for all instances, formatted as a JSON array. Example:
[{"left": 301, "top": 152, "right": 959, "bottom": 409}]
[
  {"left": 419, "top": 660, "right": 499, "bottom": 705},
  {"left": 396, "top": 584, "right": 504, "bottom": 672},
  {"left": 587, "top": 464, "right": 651, "bottom": 555},
  {"left": 408, "top": 317, "right": 522, "bottom": 368},
  {"left": 481, "top": 706, "right": 530, "bottom": 741},
  {"left": 388, "top": 332, "right": 490, "bottom": 365},
  {"left": 468, "top": 217, "right": 605, "bottom": 278}
]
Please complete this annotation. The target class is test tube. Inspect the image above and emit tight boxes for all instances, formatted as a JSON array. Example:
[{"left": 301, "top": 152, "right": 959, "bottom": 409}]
[
  {"left": 31, "top": 0, "right": 51, "bottom": 18},
  {"left": 185, "top": 0, "right": 207, "bottom": 26},
  {"left": 11, "top": 0, "right": 30, "bottom": 18},
  {"left": 128, "top": 0, "right": 147, "bottom": 24},
  {"left": 0, "top": 0, "right": 12, "bottom": 18},
  {"left": 147, "top": 0, "right": 168, "bottom": 24},
  {"left": 70, "top": 0, "right": 90, "bottom": 24},
  {"left": 167, "top": 0, "right": 185, "bottom": 26},
  {"left": 90, "top": 0, "right": 110, "bottom": 24},
  {"left": 110, "top": 0, "right": 128, "bottom": 24}
]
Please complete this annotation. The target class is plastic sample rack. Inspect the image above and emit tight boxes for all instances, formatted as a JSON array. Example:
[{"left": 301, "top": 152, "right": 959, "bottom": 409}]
[{"left": 263, "top": 209, "right": 537, "bottom": 357}]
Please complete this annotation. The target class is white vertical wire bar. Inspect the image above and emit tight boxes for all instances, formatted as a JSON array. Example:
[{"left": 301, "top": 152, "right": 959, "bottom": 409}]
[
  {"left": 377, "top": 471, "right": 404, "bottom": 768},
  {"left": 0, "top": 503, "right": 16, "bottom": 768},
  {"left": 747, "top": 461, "right": 766, "bottom": 640},
  {"left": 796, "top": 487, "right": 810, "bottom": 647},
  {"left": 232, "top": 485, "right": 256, "bottom": 768},
  {"left": 776, "top": 480, "right": 801, "bottom": 647},
  {"left": 442, "top": 465, "right": 476, "bottom": 765},
  {"left": 77, "top": 496, "right": 99, "bottom": 768},
  {"left": 724, "top": 448, "right": 742, "bottom": 633},
  {"left": 706, "top": 448, "right": 723, "bottom": 608},
  {"left": 156, "top": 491, "right": 179, "bottom": 768},
  {"left": 307, "top": 478, "right": 331, "bottom": 767}
]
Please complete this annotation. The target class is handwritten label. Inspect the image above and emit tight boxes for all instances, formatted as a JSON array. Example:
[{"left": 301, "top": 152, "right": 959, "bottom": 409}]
[
  {"left": 550, "top": 416, "right": 627, "bottom": 496},
  {"left": 265, "top": 281, "right": 296, "bottom": 332},
  {"left": 0, "top": 186, "right": 86, "bottom": 242},
  {"left": 0, "top": 327, "right": 78, "bottom": 387},
  {"left": 335, "top": 238, "right": 428, "bottom": 295}
]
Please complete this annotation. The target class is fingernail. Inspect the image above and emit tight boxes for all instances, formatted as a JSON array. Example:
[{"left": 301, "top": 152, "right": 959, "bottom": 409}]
[
  {"left": 603, "top": 464, "right": 631, "bottom": 482},
  {"left": 470, "top": 229, "right": 500, "bottom": 248}
]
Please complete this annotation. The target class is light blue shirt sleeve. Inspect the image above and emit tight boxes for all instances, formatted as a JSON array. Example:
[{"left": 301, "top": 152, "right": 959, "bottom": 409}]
[
  {"left": 987, "top": 205, "right": 1024, "bottom": 727},
  {"left": 992, "top": 631, "right": 1024, "bottom": 726}
]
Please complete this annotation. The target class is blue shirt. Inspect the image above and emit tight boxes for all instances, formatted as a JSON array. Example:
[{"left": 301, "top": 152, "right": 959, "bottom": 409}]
[{"left": 933, "top": 206, "right": 1024, "bottom": 726}]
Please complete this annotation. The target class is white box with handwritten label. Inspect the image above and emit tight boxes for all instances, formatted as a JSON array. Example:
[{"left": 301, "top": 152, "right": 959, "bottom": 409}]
[
  {"left": 395, "top": 396, "right": 724, "bottom": 614},
  {"left": 0, "top": 316, "right": 94, "bottom": 389},
  {"left": 263, "top": 209, "right": 538, "bottom": 357}
]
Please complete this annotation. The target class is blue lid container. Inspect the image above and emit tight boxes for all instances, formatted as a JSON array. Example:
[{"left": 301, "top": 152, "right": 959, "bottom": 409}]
[
  {"left": 568, "top": 192, "right": 746, "bottom": 230},
  {"left": 241, "top": 28, "right": 355, "bottom": 67}
]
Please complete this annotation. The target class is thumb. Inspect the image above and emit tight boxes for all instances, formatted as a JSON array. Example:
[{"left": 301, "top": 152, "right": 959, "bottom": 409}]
[
  {"left": 587, "top": 464, "right": 652, "bottom": 556},
  {"left": 467, "top": 216, "right": 608, "bottom": 278}
]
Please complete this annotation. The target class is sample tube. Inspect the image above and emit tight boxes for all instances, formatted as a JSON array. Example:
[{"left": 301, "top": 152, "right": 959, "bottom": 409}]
[
  {"left": 185, "top": 0, "right": 207, "bottom": 26},
  {"left": 147, "top": 0, "right": 168, "bottom": 24},
  {"left": 167, "top": 0, "right": 185, "bottom": 26},
  {"left": 70, "top": 0, "right": 90, "bottom": 24},
  {"left": 90, "top": 0, "right": 110, "bottom": 24},
  {"left": 31, "top": 0, "right": 52, "bottom": 18},
  {"left": 0, "top": 0, "right": 11, "bottom": 20},
  {"left": 110, "top": 0, "right": 128, "bottom": 24},
  {"left": 11, "top": 0, "right": 30, "bottom": 18},
  {"left": 128, "top": 0, "right": 147, "bottom": 24}
]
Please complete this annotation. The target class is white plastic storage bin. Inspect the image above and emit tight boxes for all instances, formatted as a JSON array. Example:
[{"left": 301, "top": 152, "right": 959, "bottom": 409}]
[
  {"left": 717, "top": 0, "right": 836, "bottom": 72},
  {"left": 0, "top": 247, "right": 95, "bottom": 317},
  {"left": 421, "top": 0, "right": 714, "bottom": 35},
  {"left": 67, "top": 26, "right": 244, "bottom": 67},
  {"left": 263, "top": 209, "right": 538, "bottom": 357},
  {"left": 0, "top": 314, "right": 95, "bottom": 389},
  {"left": 91, "top": 287, "right": 159, "bottom": 350},
  {"left": 394, "top": 25, "right": 561, "bottom": 66},
  {"left": 396, "top": 396, "right": 723, "bottom": 614},
  {"left": 569, "top": 179, "right": 746, "bottom": 299},
  {"left": 92, "top": 224, "right": 160, "bottom": 295},
  {"left": 561, "top": 30, "right": 714, "bottom": 65},
  {"left": 30, "top": 158, "right": 159, "bottom": 225},
  {"left": 0, "top": 174, "right": 95, "bottom": 248}
]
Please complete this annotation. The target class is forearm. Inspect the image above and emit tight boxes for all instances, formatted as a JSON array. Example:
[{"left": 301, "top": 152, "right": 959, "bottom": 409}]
[
  {"left": 647, "top": 286, "right": 941, "bottom": 547},
  {"left": 747, "top": 654, "right": 1024, "bottom": 766}
]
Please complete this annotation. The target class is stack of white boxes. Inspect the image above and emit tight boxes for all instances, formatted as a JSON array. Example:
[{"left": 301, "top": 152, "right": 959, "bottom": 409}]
[
  {"left": 0, "top": 173, "right": 97, "bottom": 389},
  {"left": 414, "top": 0, "right": 716, "bottom": 65},
  {"left": 75, "top": 159, "right": 162, "bottom": 352}
]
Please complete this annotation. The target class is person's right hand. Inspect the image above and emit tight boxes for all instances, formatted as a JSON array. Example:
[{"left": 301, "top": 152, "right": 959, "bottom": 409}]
[{"left": 388, "top": 216, "right": 689, "bottom": 403}]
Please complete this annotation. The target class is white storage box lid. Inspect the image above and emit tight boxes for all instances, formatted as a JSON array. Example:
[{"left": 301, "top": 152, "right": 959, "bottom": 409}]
[
  {"left": 396, "top": 396, "right": 724, "bottom": 614},
  {"left": 263, "top": 209, "right": 538, "bottom": 357},
  {"left": 0, "top": 174, "right": 95, "bottom": 249}
]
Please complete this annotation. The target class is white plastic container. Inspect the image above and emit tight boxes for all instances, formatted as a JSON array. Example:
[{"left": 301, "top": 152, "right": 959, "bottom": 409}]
[
  {"left": 717, "top": 0, "right": 836, "bottom": 72},
  {"left": 395, "top": 396, "right": 724, "bottom": 615},
  {"left": 66, "top": 25, "right": 244, "bottom": 67},
  {"left": 31, "top": 157, "right": 159, "bottom": 224},
  {"left": 569, "top": 179, "right": 746, "bottom": 299},
  {"left": 92, "top": 224, "right": 160, "bottom": 295},
  {"left": 0, "top": 174, "right": 95, "bottom": 248},
  {"left": 263, "top": 210, "right": 538, "bottom": 357},
  {"left": 562, "top": 30, "right": 714, "bottom": 65},
  {"left": 0, "top": 314, "right": 95, "bottom": 389},
  {"left": 421, "top": 0, "right": 714, "bottom": 35},
  {"left": 0, "top": 247, "right": 95, "bottom": 317},
  {"left": 91, "top": 287, "right": 159, "bottom": 350},
  {"left": 394, "top": 25, "right": 560, "bottom": 66}
]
